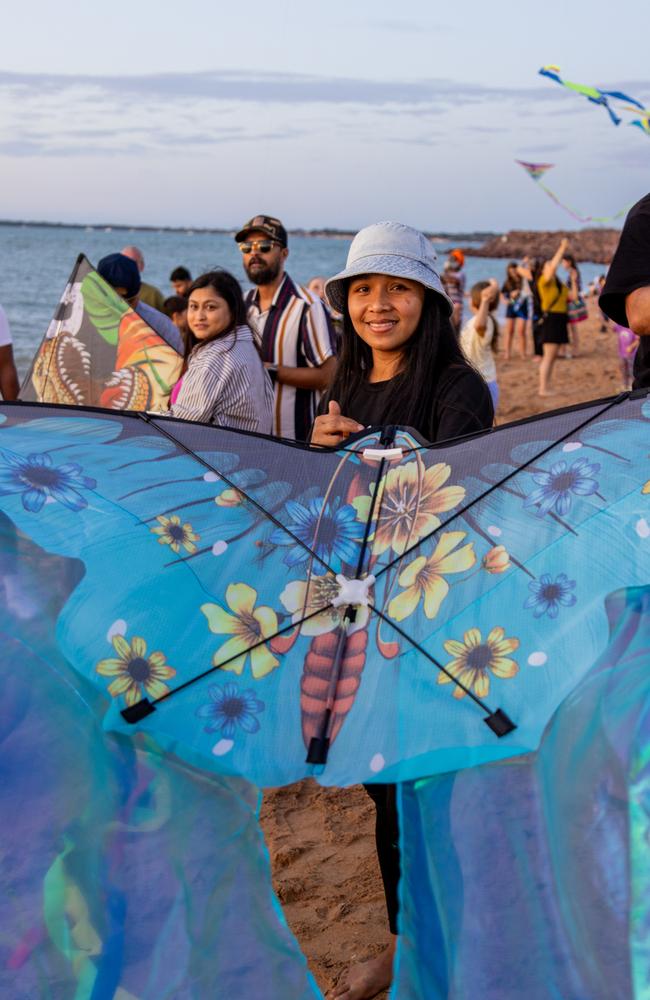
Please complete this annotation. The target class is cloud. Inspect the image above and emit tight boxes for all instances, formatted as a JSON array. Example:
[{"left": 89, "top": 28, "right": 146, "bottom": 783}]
[
  {"left": 0, "top": 68, "right": 541, "bottom": 110},
  {"left": 515, "top": 143, "right": 568, "bottom": 154},
  {"left": 370, "top": 18, "right": 452, "bottom": 33}
]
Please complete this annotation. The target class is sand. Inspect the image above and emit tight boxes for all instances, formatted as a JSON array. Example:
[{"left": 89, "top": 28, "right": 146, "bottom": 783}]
[{"left": 260, "top": 300, "right": 624, "bottom": 998}]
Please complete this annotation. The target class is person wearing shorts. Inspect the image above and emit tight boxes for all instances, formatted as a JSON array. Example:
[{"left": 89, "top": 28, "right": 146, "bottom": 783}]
[{"left": 535, "top": 238, "right": 570, "bottom": 396}]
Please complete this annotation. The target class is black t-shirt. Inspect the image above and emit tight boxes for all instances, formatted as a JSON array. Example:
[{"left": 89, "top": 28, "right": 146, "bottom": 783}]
[
  {"left": 331, "top": 364, "right": 494, "bottom": 444},
  {"left": 600, "top": 192, "right": 650, "bottom": 388}
]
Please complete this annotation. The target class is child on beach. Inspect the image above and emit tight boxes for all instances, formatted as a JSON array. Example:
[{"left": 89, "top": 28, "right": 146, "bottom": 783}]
[
  {"left": 460, "top": 279, "right": 500, "bottom": 411},
  {"left": 614, "top": 323, "right": 639, "bottom": 390}
]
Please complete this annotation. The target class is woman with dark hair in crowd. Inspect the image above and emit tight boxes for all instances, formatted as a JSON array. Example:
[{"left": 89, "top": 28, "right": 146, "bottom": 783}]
[
  {"left": 311, "top": 222, "right": 493, "bottom": 1000},
  {"left": 169, "top": 270, "right": 273, "bottom": 432},
  {"left": 501, "top": 261, "right": 530, "bottom": 360},
  {"left": 562, "top": 251, "right": 587, "bottom": 357}
]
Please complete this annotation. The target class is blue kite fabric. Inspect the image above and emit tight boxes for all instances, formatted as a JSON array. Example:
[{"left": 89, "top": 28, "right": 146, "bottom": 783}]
[
  {"left": 0, "top": 512, "right": 319, "bottom": 999},
  {"left": 1, "top": 396, "right": 650, "bottom": 785},
  {"left": 1, "top": 394, "right": 650, "bottom": 997},
  {"left": 395, "top": 586, "right": 650, "bottom": 1000}
]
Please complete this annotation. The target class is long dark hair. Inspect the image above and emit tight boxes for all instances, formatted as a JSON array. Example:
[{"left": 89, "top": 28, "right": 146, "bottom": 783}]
[
  {"left": 324, "top": 286, "right": 475, "bottom": 432},
  {"left": 184, "top": 269, "right": 247, "bottom": 355},
  {"left": 502, "top": 261, "right": 522, "bottom": 294}
]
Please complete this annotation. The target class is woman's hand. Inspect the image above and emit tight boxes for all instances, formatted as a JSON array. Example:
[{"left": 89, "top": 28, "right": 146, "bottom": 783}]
[{"left": 311, "top": 401, "right": 363, "bottom": 446}]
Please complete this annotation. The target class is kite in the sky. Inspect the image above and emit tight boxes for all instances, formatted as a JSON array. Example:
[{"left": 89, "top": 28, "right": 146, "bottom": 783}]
[
  {"left": 539, "top": 64, "right": 647, "bottom": 131},
  {"left": 2, "top": 394, "right": 650, "bottom": 996},
  {"left": 516, "top": 159, "right": 631, "bottom": 224}
]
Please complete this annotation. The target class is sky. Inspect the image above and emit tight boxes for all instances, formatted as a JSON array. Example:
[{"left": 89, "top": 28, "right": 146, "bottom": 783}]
[{"left": 1, "top": 0, "right": 648, "bottom": 232}]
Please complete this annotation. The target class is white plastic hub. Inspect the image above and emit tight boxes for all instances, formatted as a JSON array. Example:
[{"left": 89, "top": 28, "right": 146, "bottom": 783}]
[
  {"left": 362, "top": 447, "right": 403, "bottom": 461},
  {"left": 332, "top": 573, "right": 376, "bottom": 608}
]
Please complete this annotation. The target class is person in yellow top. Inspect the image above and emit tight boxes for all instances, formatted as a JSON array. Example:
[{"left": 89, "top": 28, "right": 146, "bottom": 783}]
[{"left": 535, "top": 236, "right": 570, "bottom": 397}]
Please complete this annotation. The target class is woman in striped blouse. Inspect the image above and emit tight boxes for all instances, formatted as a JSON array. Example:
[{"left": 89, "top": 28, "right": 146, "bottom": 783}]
[{"left": 170, "top": 270, "right": 274, "bottom": 433}]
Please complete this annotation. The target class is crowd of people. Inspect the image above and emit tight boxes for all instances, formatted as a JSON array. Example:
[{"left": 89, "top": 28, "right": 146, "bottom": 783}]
[{"left": 1, "top": 214, "right": 645, "bottom": 421}]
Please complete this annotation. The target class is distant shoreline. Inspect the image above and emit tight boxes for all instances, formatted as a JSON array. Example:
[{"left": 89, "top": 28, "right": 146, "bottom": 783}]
[
  {"left": 0, "top": 218, "right": 497, "bottom": 244},
  {"left": 1, "top": 218, "right": 618, "bottom": 263}
]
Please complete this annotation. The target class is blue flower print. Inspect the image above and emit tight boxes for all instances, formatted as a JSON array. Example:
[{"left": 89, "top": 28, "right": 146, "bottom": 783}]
[
  {"left": 524, "top": 573, "right": 577, "bottom": 618},
  {"left": 269, "top": 496, "right": 361, "bottom": 569},
  {"left": 523, "top": 459, "right": 600, "bottom": 518},
  {"left": 196, "top": 683, "right": 265, "bottom": 737},
  {"left": 0, "top": 450, "right": 97, "bottom": 513}
]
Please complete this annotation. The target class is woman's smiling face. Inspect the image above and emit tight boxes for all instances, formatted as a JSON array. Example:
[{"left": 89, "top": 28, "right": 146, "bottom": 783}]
[
  {"left": 347, "top": 274, "right": 425, "bottom": 356},
  {"left": 187, "top": 287, "right": 233, "bottom": 341}
]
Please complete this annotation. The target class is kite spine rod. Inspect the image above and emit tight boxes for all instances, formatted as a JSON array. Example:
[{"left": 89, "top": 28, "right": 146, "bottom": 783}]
[{"left": 307, "top": 427, "right": 396, "bottom": 765}]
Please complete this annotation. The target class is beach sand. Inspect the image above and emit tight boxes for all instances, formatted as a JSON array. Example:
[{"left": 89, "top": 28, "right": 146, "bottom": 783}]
[{"left": 260, "top": 301, "right": 622, "bottom": 998}]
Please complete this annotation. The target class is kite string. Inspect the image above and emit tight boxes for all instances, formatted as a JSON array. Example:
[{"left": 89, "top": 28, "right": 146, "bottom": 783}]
[
  {"left": 136, "top": 412, "right": 335, "bottom": 576},
  {"left": 143, "top": 603, "right": 336, "bottom": 708},
  {"left": 368, "top": 604, "right": 494, "bottom": 712},
  {"left": 374, "top": 392, "right": 629, "bottom": 582}
]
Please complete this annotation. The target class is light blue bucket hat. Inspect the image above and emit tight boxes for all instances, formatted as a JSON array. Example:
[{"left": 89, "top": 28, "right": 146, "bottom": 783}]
[{"left": 325, "top": 221, "right": 453, "bottom": 317}]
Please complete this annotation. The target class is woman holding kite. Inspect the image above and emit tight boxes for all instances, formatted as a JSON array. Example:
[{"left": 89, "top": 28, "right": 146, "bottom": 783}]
[{"left": 311, "top": 221, "right": 493, "bottom": 1000}]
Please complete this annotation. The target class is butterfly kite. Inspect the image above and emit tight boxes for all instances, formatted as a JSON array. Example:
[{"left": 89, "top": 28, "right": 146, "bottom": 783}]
[
  {"left": 540, "top": 64, "right": 650, "bottom": 135},
  {"left": 2, "top": 390, "right": 650, "bottom": 997}
]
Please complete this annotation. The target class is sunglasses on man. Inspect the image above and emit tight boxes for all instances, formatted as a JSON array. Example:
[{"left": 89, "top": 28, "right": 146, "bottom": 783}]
[{"left": 238, "top": 240, "right": 281, "bottom": 255}]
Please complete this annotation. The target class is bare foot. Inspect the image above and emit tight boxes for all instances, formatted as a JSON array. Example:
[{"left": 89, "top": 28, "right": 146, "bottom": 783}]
[
  {"left": 327, "top": 940, "right": 396, "bottom": 999},
  {"left": 538, "top": 389, "right": 558, "bottom": 397}
]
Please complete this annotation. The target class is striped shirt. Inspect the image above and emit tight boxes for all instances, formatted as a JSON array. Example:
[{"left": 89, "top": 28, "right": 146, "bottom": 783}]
[
  {"left": 170, "top": 325, "right": 274, "bottom": 434},
  {"left": 246, "top": 274, "right": 336, "bottom": 441}
]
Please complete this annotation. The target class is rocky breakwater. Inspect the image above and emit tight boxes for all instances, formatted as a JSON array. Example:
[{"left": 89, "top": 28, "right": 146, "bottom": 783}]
[{"left": 467, "top": 229, "right": 621, "bottom": 265}]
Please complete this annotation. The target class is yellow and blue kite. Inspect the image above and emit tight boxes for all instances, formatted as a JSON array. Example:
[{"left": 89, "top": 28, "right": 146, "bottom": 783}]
[{"left": 540, "top": 64, "right": 648, "bottom": 132}]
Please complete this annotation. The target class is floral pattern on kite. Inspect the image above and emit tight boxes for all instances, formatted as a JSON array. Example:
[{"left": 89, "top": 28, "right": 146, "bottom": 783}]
[
  {"left": 197, "top": 683, "right": 265, "bottom": 737},
  {"left": 2, "top": 394, "right": 649, "bottom": 785},
  {"left": 0, "top": 449, "right": 96, "bottom": 512},
  {"left": 439, "top": 627, "right": 520, "bottom": 700},
  {"left": 21, "top": 255, "right": 182, "bottom": 411},
  {"left": 96, "top": 633, "right": 176, "bottom": 706},
  {"left": 152, "top": 514, "right": 200, "bottom": 554}
]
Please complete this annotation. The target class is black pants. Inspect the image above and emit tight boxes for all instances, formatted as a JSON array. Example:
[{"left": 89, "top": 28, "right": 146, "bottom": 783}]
[{"left": 364, "top": 783, "right": 400, "bottom": 934}]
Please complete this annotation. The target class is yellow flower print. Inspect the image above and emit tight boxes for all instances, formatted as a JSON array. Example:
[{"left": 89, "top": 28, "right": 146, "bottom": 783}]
[
  {"left": 388, "top": 532, "right": 475, "bottom": 622},
  {"left": 202, "top": 583, "right": 279, "bottom": 679},
  {"left": 151, "top": 514, "right": 199, "bottom": 554},
  {"left": 642, "top": 480, "right": 650, "bottom": 495},
  {"left": 482, "top": 545, "right": 511, "bottom": 574},
  {"left": 96, "top": 634, "right": 176, "bottom": 706},
  {"left": 352, "top": 460, "right": 465, "bottom": 556},
  {"left": 438, "top": 626, "right": 519, "bottom": 700}
]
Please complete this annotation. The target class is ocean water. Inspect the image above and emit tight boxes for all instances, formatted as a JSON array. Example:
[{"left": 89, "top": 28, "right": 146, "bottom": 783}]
[{"left": 0, "top": 223, "right": 606, "bottom": 378}]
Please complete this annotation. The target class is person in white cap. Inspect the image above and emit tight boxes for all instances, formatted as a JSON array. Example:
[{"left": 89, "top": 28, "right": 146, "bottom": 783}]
[{"left": 315, "top": 222, "right": 493, "bottom": 1000}]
